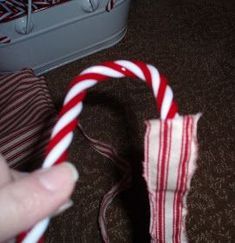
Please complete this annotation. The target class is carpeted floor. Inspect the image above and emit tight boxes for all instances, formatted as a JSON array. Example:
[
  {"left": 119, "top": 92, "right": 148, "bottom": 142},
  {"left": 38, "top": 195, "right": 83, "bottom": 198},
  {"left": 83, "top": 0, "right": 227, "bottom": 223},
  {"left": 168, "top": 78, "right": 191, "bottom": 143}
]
[{"left": 44, "top": 0, "right": 235, "bottom": 242}]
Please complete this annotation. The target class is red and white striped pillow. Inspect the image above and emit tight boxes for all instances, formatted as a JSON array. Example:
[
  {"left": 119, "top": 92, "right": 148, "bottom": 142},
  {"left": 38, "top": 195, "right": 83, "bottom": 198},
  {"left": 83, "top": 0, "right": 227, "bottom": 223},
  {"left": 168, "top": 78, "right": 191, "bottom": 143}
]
[{"left": 0, "top": 69, "right": 56, "bottom": 169}]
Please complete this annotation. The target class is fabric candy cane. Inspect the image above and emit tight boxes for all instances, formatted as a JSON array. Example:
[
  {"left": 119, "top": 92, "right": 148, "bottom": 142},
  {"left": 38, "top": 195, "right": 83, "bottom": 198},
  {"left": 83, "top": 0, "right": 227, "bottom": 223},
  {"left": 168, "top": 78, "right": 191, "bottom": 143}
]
[{"left": 17, "top": 60, "right": 199, "bottom": 243}]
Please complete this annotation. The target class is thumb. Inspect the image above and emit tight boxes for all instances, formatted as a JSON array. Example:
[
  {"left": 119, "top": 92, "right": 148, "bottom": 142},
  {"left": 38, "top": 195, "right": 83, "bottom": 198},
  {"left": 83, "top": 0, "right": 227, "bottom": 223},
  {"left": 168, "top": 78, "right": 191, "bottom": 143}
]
[{"left": 0, "top": 162, "right": 78, "bottom": 241}]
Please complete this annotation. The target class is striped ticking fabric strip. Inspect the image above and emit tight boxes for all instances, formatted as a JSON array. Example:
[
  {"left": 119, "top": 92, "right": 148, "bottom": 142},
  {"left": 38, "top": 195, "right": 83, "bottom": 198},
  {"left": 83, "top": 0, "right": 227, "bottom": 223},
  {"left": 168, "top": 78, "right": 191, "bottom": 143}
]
[
  {"left": 143, "top": 114, "right": 201, "bottom": 243},
  {"left": 0, "top": 69, "right": 56, "bottom": 168}
]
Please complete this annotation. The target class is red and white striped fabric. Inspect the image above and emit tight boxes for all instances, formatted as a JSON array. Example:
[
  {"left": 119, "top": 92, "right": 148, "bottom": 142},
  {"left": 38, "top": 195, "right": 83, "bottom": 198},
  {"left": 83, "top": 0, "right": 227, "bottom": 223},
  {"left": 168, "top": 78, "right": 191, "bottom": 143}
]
[
  {"left": 143, "top": 114, "right": 201, "bottom": 243},
  {"left": 0, "top": 69, "right": 56, "bottom": 169}
]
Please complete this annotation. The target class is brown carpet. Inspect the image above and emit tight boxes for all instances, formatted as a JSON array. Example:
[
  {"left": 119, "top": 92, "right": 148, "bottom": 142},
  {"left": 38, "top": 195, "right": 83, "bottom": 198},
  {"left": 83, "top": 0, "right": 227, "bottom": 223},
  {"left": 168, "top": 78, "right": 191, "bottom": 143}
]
[{"left": 44, "top": 0, "right": 235, "bottom": 242}]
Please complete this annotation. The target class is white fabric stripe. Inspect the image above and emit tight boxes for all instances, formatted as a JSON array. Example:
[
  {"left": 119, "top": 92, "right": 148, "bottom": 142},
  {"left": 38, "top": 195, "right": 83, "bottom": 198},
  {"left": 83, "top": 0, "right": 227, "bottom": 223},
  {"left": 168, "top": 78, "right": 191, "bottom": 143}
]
[
  {"left": 51, "top": 103, "right": 83, "bottom": 138},
  {"left": 180, "top": 114, "right": 200, "bottom": 242},
  {"left": 0, "top": 75, "right": 41, "bottom": 97},
  {"left": 143, "top": 121, "right": 157, "bottom": 238},
  {"left": 0, "top": 71, "right": 32, "bottom": 92},
  {"left": 143, "top": 121, "right": 151, "bottom": 182},
  {"left": 22, "top": 218, "right": 50, "bottom": 243},
  {"left": 0, "top": 70, "right": 55, "bottom": 170},
  {"left": 164, "top": 117, "right": 184, "bottom": 243},
  {"left": 1, "top": 122, "right": 51, "bottom": 156},
  {"left": 64, "top": 80, "right": 97, "bottom": 104},
  {"left": 178, "top": 117, "right": 193, "bottom": 242},
  {"left": 1, "top": 103, "right": 51, "bottom": 135},
  {"left": 162, "top": 121, "right": 173, "bottom": 242},
  {"left": 0, "top": 95, "right": 51, "bottom": 128},
  {"left": 161, "top": 86, "right": 173, "bottom": 119},
  {"left": 0, "top": 88, "right": 47, "bottom": 117},
  {"left": 173, "top": 117, "right": 188, "bottom": 242},
  {"left": 0, "top": 126, "right": 41, "bottom": 151},
  {"left": 147, "top": 64, "right": 161, "bottom": 97},
  {"left": 115, "top": 60, "right": 145, "bottom": 80},
  {"left": 148, "top": 120, "right": 160, "bottom": 192},
  {"left": 43, "top": 132, "right": 73, "bottom": 168},
  {"left": 8, "top": 130, "right": 52, "bottom": 168},
  {"left": 0, "top": 118, "right": 52, "bottom": 145},
  {"left": 144, "top": 115, "right": 200, "bottom": 243},
  {"left": 81, "top": 66, "right": 125, "bottom": 78},
  {"left": 3, "top": 122, "right": 52, "bottom": 162},
  {"left": 155, "top": 121, "right": 164, "bottom": 241},
  {"left": 147, "top": 120, "right": 162, "bottom": 239}
]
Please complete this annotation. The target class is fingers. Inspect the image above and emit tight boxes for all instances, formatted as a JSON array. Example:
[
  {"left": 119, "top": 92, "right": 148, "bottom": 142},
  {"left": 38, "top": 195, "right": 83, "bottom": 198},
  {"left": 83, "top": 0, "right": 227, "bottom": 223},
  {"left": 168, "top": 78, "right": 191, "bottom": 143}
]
[{"left": 0, "top": 162, "right": 78, "bottom": 242}]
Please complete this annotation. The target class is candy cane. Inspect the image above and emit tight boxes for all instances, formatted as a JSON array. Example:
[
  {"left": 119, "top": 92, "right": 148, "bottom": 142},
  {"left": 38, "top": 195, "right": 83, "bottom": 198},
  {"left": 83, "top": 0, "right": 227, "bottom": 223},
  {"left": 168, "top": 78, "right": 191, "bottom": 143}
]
[{"left": 18, "top": 60, "right": 178, "bottom": 243}]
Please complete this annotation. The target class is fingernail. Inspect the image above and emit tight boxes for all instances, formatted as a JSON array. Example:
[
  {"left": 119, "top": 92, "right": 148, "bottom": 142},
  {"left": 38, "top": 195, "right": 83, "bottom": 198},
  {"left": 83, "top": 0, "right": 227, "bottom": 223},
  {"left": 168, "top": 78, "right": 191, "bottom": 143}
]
[
  {"left": 53, "top": 199, "right": 74, "bottom": 217},
  {"left": 63, "top": 162, "right": 79, "bottom": 182},
  {"left": 38, "top": 162, "right": 79, "bottom": 191}
]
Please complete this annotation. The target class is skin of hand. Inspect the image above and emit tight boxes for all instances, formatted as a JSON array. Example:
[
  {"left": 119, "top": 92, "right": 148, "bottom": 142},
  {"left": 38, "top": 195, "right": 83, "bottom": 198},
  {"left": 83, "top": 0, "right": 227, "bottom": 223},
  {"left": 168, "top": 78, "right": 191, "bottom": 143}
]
[{"left": 0, "top": 154, "right": 78, "bottom": 242}]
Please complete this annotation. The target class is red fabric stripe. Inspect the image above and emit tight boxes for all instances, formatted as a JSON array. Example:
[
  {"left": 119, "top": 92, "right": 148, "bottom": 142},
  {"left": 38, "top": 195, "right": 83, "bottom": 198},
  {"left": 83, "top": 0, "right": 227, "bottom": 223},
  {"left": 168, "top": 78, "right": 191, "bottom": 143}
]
[
  {"left": 5, "top": 124, "right": 52, "bottom": 162},
  {"left": 0, "top": 75, "right": 33, "bottom": 102},
  {"left": 0, "top": 84, "right": 51, "bottom": 120},
  {"left": 10, "top": 137, "right": 51, "bottom": 168},
  {"left": 0, "top": 114, "right": 55, "bottom": 146},
  {"left": 157, "top": 121, "right": 170, "bottom": 242},
  {"left": 177, "top": 117, "right": 193, "bottom": 241},
  {"left": 0, "top": 111, "right": 55, "bottom": 144},
  {"left": 0, "top": 102, "right": 53, "bottom": 136},
  {"left": 0, "top": 88, "right": 51, "bottom": 118},
  {"left": 0, "top": 72, "right": 37, "bottom": 96},
  {"left": 154, "top": 120, "right": 172, "bottom": 242},
  {"left": 46, "top": 119, "right": 77, "bottom": 156},
  {"left": 173, "top": 117, "right": 191, "bottom": 243},
  {"left": 59, "top": 92, "right": 86, "bottom": 117},
  {"left": 173, "top": 118, "right": 186, "bottom": 243},
  {"left": 1, "top": 120, "right": 54, "bottom": 154},
  {"left": 1, "top": 83, "right": 51, "bottom": 106},
  {"left": 0, "top": 106, "right": 52, "bottom": 140},
  {"left": 11, "top": 129, "right": 52, "bottom": 167}
]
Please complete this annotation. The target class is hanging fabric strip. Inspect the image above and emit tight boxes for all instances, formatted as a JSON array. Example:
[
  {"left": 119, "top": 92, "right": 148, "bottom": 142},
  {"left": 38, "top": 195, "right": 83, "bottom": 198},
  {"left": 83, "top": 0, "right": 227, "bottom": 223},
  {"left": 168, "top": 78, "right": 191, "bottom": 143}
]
[
  {"left": 78, "top": 124, "right": 132, "bottom": 243},
  {"left": 143, "top": 114, "right": 201, "bottom": 243}
]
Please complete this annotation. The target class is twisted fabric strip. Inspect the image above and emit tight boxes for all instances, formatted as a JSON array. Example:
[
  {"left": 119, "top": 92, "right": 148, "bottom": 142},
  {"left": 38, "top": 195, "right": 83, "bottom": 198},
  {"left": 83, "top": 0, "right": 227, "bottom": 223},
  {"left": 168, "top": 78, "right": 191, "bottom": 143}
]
[
  {"left": 17, "top": 60, "right": 178, "bottom": 243},
  {"left": 78, "top": 124, "right": 132, "bottom": 243}
]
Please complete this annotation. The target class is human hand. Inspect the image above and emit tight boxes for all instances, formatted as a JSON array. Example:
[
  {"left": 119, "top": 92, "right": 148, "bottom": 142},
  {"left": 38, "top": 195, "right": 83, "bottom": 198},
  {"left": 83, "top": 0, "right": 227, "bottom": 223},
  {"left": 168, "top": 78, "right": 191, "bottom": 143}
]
[{"left": 0, "top": 155, "right": 78, "bottom": 242}]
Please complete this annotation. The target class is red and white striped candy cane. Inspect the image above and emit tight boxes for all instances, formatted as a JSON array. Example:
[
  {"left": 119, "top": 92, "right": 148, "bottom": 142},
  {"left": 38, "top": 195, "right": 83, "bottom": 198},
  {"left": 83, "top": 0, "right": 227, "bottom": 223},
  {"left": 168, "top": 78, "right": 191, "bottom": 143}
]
[{"left": 18, "top": 60, "right": 178, "bottom": 243}]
